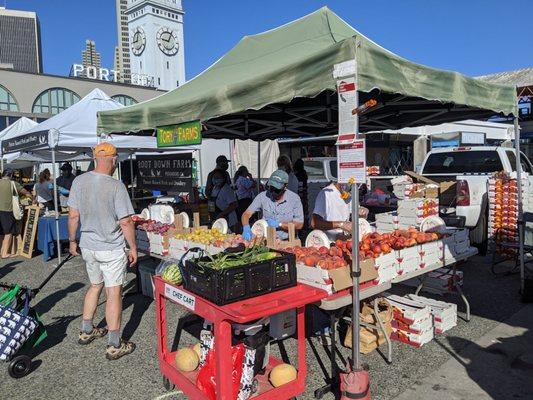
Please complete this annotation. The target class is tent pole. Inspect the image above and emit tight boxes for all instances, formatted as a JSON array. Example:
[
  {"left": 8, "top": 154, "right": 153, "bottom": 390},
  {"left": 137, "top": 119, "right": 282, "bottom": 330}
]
[
  {"left": 514, "top": 116, "right": 525, "bottom": 295},
  {"left": 117, "top": 157, "right": 122, "bottom": 181},
  {"left": 257, "top": 141, "right": 261, "bottom": 185},
  {"left": 351, "top": 79, "right": 361, "bottom": 371},
  {"left": 129, "top": 153, "right": 135, "bottom": 200},
  {"left": 51, "top": 148, "right": 62, "bottom": 263},
  {"left": 0, "top": 149, "right": 3, "bottom": 173}
]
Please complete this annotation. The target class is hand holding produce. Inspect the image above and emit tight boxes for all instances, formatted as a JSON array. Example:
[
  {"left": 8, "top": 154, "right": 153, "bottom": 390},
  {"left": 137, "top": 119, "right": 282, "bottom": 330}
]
[
  {"left": 242, "top": 225, "right": 252, "bottom": 241},
  {"left": 266, "top": 218, "right": 280, "bottom": 228}
]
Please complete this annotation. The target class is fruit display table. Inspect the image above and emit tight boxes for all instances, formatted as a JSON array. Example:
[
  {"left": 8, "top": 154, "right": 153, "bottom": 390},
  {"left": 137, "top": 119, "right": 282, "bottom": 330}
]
[{"left": 154, "top": 276, "right": 327, "bottom": 400}]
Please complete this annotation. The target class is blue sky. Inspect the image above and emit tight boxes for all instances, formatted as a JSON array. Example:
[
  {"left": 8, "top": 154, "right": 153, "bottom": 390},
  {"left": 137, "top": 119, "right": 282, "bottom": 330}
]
[{"left": 7, "top": 0, "right": 533, "bottom": 79}]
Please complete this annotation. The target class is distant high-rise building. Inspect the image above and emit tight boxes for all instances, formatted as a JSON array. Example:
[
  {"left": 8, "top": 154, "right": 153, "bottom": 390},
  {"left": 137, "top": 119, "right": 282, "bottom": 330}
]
[
  {"left": 127, "top": 0, "right": 185, "bottom": 90},
  {"left": 78, "top": 39, "right": 102, "bottom": 78},
  {"left": 115, "top": 0, "right": 131, "bottom": 83},
  {"left": 0, "top": 7, "right": 42, "bottom": 73}
]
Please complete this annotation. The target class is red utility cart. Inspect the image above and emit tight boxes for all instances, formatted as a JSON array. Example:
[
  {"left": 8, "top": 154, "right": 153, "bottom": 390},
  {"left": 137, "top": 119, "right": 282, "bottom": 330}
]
[{"left": 154, "top": 276, "right": 327, "bottom": 400}]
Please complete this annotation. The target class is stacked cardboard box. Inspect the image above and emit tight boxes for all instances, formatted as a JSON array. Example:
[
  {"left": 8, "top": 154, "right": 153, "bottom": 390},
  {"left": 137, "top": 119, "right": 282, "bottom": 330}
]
[
  {"left": 374, "top": 252, "right": 398, "bottom": 284},
  {"left": 148, "top": 232, "right": 167, "bottom": 256},
  {"left": 296, "top": 258, "right": 378, "bottom": 295},
  {"left": 375, "top": 199, "right": 439, "bottom": 232},
  {"left": 402, "top": 267, "right": 463, "bottom": 294},
  {"left": 385, "top": 294, "right": 434, "bottom": 347},
  {"left": 442, "top": 228, "right": 470, "bottom": 264},
  {"left": 406, "top": 294, "right": 457, "bottom": 334},
  {"left": 395, "top": 245, "right": 420, "bottom": 276}
]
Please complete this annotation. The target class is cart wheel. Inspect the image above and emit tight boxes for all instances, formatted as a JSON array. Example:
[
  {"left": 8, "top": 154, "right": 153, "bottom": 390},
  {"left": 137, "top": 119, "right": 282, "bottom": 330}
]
[
  {"left": 163, "top": 376, "right": 175, "bottom": 391},
  {"left": 8, "top": 355, "right": 32, "bottom": 379}
]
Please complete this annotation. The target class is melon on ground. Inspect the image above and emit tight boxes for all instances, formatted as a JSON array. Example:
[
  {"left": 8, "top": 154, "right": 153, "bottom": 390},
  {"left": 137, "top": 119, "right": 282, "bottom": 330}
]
[
  {"left": 175, "top": 348, "right": 199, "bottom": 372},
  {"left": 269, "top": 363, "right": 297, "bottom": 387}
]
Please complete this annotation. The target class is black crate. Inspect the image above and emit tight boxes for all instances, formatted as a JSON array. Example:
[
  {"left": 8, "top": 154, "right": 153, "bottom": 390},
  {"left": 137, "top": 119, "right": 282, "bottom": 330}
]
[{"left": 182, "top": 251, "right": 296, "bottom": 305}]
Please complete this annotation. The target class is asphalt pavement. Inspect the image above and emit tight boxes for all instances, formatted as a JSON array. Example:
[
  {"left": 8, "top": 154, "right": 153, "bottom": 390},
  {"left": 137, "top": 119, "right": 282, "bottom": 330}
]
[{"left": 0, "top": 252, "right": 528, "bottom": 400}]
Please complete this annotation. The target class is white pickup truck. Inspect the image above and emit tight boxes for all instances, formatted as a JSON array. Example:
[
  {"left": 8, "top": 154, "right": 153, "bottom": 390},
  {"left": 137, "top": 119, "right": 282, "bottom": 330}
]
[{"left": 420, "top": 146, "right": 533, "bottom": 253}]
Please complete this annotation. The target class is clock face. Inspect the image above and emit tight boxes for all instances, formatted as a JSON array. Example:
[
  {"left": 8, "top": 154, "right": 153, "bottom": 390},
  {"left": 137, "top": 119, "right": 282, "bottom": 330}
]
[
  {"left": 131, "top": 27, "right": 146, "bottom": 56},
  {"left": 156, "top": 27, "right": 179, "bottom": 56}
]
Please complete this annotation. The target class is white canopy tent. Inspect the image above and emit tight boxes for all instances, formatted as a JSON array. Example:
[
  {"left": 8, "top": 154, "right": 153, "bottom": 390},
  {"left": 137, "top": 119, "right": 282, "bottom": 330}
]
[
  {"left": 2, "top": 89, "right": 159, "bottom": 154},
  {"left": 0, "top": 117, "right": 38, "bottom": 170}
]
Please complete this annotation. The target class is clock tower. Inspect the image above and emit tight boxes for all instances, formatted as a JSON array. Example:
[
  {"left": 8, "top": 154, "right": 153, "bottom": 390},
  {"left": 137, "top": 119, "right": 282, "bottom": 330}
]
[{"left": 126, "top": 0, "right": 185, "bottom": 90}]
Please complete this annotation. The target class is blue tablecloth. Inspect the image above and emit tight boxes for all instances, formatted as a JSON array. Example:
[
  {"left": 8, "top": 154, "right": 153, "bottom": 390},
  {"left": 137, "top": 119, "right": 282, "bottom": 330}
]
[{"left": 37, "top": 215, "right": 79, "bottom": 261}]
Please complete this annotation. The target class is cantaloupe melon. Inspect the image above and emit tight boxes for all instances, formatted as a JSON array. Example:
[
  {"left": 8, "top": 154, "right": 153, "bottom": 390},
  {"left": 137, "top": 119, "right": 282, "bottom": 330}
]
[
  {"left": 269, "top": 363, "right": 297, "bottom": 387},
  {"left": 175, "top": 348, "right": 199, "bottom": 372},
  {"left": 192, "top": 343, "right": 202, "bottom": 359}
]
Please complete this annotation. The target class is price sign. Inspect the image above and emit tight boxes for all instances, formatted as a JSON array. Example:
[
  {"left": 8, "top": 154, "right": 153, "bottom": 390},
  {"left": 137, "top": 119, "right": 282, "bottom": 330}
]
[
  {"left": 337, "top": 139, "right": 366, "bottom": 184},
  {"left": 137, "top": 153, "right": 193, "bottom": 193},
  {"left": 157, "top": 120, "right": 202, "bottom": 147}
]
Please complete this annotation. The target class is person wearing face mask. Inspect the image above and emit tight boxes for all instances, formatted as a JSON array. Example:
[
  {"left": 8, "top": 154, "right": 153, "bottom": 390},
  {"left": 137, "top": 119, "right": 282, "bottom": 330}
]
[
  {"left": 205, "top": 155, "right": 232, "bottom": 199},
  {"left": 67, "top": 142, "right": 137, "bottom": 361},
  {"left": 208, "top": 170, "right": 238, "bottom": 232},
  {"left": 311, "top": 180, "right": 369, "bottom": 242},
  {"left": 241, "top": 170, "right": 303, "bottom": 241}
]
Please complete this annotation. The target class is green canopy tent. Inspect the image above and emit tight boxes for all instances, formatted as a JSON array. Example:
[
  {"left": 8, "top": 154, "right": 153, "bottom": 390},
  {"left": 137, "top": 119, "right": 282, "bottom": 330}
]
[{"left": 98, "top": 7, "right": 517, "bottom": 138}]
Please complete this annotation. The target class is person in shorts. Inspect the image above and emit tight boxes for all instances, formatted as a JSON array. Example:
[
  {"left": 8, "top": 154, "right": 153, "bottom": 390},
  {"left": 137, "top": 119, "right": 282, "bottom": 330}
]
[
  {"left": 68, "top": 142, "right": 138, "bottom": 360},
  {"left": 0, "top": 169, "right": 32, "bottom": 258}
]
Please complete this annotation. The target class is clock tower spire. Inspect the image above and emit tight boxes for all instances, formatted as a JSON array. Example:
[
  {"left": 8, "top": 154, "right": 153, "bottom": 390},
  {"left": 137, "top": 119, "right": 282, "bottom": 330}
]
[{"left": 126, "top": 0, "right": 185, "bottom": 90}]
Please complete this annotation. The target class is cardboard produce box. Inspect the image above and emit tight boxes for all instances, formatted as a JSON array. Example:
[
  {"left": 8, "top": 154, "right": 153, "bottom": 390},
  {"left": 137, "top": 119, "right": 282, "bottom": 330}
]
[
  {"left": 296, "top": 258, "right": 378, "bottom": 294},
  {"left": 404, "top": 171, "right": 456, "bottom": 202}
]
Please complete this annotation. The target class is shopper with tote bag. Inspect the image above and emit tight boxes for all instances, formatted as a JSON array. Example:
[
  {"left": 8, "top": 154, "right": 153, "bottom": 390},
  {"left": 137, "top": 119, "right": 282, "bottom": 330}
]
[{"left": 0, "top": 169, "right": 32, "bottom": 258}]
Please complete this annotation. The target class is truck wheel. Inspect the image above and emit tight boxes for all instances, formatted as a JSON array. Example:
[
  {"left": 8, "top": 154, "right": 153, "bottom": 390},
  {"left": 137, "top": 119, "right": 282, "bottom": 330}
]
[{"left": 473, "top": 207, "right": 488, "bottom": 256}]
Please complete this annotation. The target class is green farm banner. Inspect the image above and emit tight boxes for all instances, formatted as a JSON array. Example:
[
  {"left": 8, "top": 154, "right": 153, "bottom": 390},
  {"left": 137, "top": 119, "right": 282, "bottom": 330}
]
[{"left": 157, "top": 121, "right": 202, "bottom": 147}]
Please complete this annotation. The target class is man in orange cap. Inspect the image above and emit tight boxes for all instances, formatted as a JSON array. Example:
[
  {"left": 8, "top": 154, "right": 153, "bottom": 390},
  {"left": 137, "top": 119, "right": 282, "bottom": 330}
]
[{"left": 67, "top": 142, "right": 137, "bottom": 360}]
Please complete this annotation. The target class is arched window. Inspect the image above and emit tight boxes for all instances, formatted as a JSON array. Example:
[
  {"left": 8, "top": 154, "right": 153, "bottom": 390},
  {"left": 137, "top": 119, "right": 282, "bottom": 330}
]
[
  {"left": 0, "top": 85, "right": 19, "bottom": 111},
  {"left": 112, "top": 94, "right": 137, "bottom": 106},
  {"left": 32, "top": 88, "right": 80, "bottom": 115}
]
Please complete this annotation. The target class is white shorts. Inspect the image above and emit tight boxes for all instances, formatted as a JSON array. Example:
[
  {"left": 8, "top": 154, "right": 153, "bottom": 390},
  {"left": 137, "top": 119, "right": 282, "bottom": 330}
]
[{"left": 81, "top": 248, "right": 128, "bottom": 287}]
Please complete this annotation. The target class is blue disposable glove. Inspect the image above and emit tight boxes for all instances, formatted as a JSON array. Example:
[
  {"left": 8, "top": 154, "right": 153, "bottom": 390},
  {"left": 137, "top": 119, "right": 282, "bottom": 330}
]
[
  {"left": 58, "top": 187, "right": 70, "bottom": 196},
  {"left": 242, "top": 225, "right": 252, "bottom": 241},
  {"left": 266, "top": 218, "right": 280, "bottom": 228}
]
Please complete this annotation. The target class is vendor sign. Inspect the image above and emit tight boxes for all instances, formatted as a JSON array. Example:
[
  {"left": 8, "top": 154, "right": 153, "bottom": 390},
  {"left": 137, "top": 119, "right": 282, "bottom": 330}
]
[
  {"left": 2, "top": 131, "right": 48, "bottom": 154},
  {"left": 337, "top": 77, "right": 358, "bottom": 141},
  {"left": 157, "top": 121, "right": 202, "bottom": 147},
  {"left": 337, "top": 139, "right": 366, "bottom": 184},
  {"left": 137, "top": 153, "right": 193, "bottom": 193}
]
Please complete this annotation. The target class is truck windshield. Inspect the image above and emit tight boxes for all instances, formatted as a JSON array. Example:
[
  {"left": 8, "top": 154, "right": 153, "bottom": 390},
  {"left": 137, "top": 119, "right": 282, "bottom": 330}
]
[{"left": 422, "top": 151, "right": 503, "bottom": 174}]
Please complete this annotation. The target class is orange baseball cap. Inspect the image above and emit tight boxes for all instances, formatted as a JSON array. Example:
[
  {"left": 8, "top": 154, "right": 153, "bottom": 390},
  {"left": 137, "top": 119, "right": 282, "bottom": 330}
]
[{"left": 93, "top": 142, "right": 117, "bottom": 157}]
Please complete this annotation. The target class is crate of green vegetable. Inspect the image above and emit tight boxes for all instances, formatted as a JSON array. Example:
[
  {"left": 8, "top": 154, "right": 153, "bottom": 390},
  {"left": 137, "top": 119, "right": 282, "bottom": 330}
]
[{"left": 182, "top": 245, "right": 296, "bottom": 305}]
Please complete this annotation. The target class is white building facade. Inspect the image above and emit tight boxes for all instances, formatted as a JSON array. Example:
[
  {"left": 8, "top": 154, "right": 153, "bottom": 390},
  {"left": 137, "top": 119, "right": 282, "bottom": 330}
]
[{"left": 126, "top": 0, "right": 185, "bottom": 91}]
